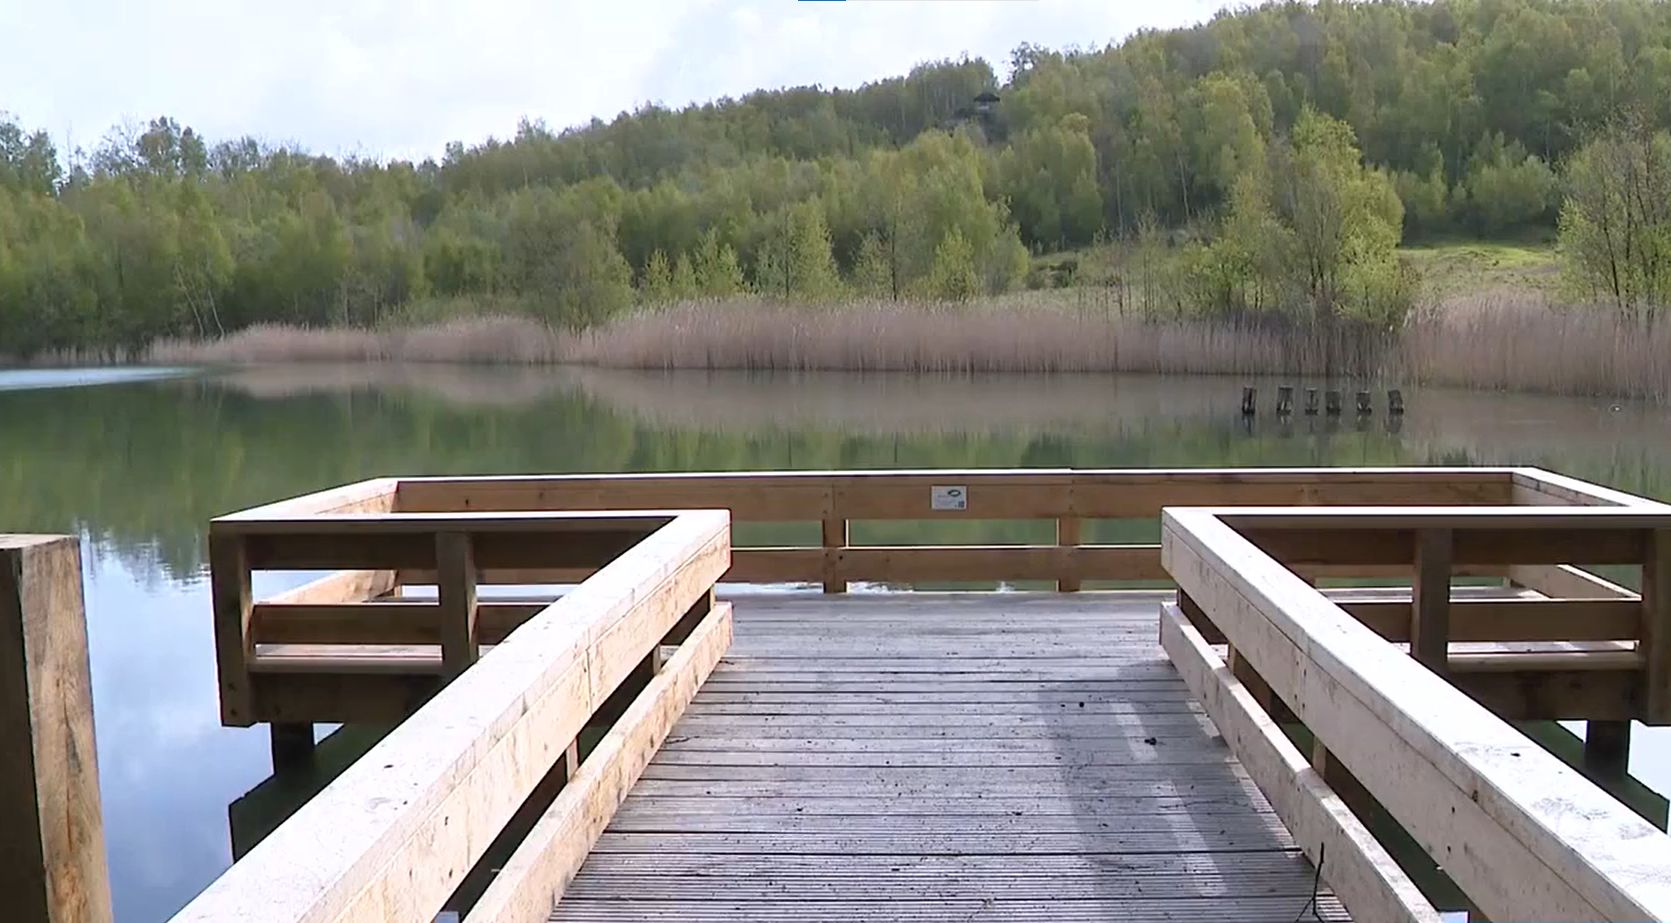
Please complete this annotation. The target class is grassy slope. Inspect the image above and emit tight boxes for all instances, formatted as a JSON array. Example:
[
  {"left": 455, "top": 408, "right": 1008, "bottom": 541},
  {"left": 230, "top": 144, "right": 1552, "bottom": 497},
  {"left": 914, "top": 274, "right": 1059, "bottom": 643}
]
[{"left": 1399, "top": 239, "right": 1563, "bottom": 298}]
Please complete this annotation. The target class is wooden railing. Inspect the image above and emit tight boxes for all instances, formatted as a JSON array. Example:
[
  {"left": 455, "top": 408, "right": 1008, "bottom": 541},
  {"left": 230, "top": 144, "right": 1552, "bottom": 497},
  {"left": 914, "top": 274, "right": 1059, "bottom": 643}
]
[
  {"left": 1160, "top": 504, "right": 1671, "bottom": 921},
  {"left": 1, "top": 535, "right": 113, "bottom": 923},
  {"left": 210, "top": 467, "right": 1639, "bottom": 728},
  {"left": 175, "top": 509, "right": 732, "bottom": 923}
]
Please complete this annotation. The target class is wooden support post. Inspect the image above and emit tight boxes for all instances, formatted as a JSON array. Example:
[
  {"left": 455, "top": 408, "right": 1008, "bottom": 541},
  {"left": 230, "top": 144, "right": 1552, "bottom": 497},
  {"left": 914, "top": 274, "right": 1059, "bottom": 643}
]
[
  {"left": 663, "top": 587, "right": 714, "bottom": 646},
  {"left": 270, "top": 723, "right": 316, "bottom": 773},
  {"left": 1275, "top": 385, "right": 1294, "bottom": 415},
  {"left": 1227, "top": 644, "right": 1294, "bottom": 725},
  {"left": 436, "top": 532, "right": 478, "bottom": 679},
  {"left": 1411, "top": 528, "right": 1453, "bottom": 674},
  {"left": 1311, "top": 737, "right": 1374, "bottom": 820},
  {"left": 1644, "top": 530, "right": 1671, "bottom": 724},
  {"left": 0, "top": 536, "right": 114, "bottom": 923},
  {"left": 1304, "top": 387, "right": 1320, "bottom": 415},
  {"left": 1240, "top": 386, "right": 1257, "bottom": 416},
  {"left": 1057, "top": 517, "right": 1082, "bottom": 592},
  {"left": 210, "top": 532, "right": 256, "bottom": 727},
  {"left": 822, "top": 510, "right": 846, "bottom": 595},
  {"left": 1584, "top": 720, "right": 1632, "bottom": 781}
]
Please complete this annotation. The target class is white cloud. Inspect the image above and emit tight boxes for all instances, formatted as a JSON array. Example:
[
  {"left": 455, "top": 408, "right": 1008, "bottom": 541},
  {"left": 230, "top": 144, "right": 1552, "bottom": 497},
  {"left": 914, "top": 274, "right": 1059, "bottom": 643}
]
[{"left": 0, "top": 0, "right": 1230, "bottom": 161}]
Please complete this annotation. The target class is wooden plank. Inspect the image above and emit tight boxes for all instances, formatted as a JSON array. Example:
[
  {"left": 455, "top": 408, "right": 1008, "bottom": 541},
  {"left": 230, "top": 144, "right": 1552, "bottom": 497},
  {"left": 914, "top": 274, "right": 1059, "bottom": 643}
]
[
  {"left": 169, "top": 510, "right": 729, "bottom": 923},
  {"left": 242, "top": 525, "right": 656, "bottom": 571},
  {"left": 1163, "top": 508, "right": 1671, "bottom": 922},
  {"left": 250, "top": 600, "right": 547, "bottom": 646},
  {"left": 1337, "top": 598, "right": 1641, "bottom": 642},
  {"left": 467, "top": 603, "right": 733, "bottom": 923},
  {"left": 1243, "top": 524, "right": 1647, "bottom": 568},
  {"left": 1513, "top": 468, "right": 1667, "bottom": 510},
  {"left": 1163, "top": 603, "right": 1439, "bottom": 922},
  {"left": 435, "top": 532, "right": 478, "bottom": 678},
  {"left": 264, "top": 569, "right": 398, "bottom": 606},
  {"left": 1508, "top": 564, "right": 1638, "bottom": 600},
  {"left": 0, "top": 536, "right": 114, "bottom": 923},
  {"left": 1644, "top": 529, "right": 1671, "bottom": 723},
  {"left": 218, "top": 476, "right": 399, "bottom": 521},
  {"left": 248, "top": 672, "right": 441, "bottom": 724},
  {"left": 1411, "top": 528, "right": 1452, "bottom": 672},
  {"left": 550, "top": 896, "right": 1351, "bottom": 923},
  {"left": 210, "top": 532, "right": 256, "bottom": 726}
]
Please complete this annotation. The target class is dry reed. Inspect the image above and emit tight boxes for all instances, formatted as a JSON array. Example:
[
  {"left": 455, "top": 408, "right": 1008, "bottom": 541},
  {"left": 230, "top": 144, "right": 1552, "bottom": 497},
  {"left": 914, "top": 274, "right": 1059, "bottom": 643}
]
[
  {"left": 133, "top": 289, "right": 1671, "bottom": 403},
  {"left": 145, "top": 316, "right": 564, "bottom": 365}
]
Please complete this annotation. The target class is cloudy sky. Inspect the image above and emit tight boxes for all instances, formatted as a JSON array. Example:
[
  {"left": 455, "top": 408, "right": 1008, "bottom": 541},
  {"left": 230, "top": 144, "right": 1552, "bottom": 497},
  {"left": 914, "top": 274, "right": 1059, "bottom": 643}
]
[{"left": 0, "top": 0, "right": 1230, "bottom": 161}]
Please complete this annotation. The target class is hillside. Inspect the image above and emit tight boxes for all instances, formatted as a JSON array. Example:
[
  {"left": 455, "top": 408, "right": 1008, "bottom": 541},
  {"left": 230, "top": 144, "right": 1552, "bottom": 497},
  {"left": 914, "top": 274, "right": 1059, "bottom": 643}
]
[{"left": 5, "top": 0, "right": 1671, "bottom": 355}]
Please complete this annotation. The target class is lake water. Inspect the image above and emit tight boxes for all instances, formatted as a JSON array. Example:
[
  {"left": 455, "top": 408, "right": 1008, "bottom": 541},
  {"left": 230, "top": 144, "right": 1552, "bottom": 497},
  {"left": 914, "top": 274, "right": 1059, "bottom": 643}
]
[{"left": 4, "top": 363, "right": 1671, "bottom": 921}]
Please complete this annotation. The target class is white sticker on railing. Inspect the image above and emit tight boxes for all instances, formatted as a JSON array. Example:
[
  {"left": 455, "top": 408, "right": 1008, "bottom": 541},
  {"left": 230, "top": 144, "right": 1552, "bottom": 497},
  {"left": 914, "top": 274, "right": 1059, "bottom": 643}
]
[{"left": 931, "top": 486, "right": 968, "bottom": 511}]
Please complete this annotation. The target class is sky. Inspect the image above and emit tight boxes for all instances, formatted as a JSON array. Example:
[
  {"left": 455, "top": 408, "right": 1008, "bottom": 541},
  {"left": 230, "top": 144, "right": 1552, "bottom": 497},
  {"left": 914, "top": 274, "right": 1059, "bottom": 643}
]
[{"left": 0, "top": 0, "right": 1231, "bottom": 162}]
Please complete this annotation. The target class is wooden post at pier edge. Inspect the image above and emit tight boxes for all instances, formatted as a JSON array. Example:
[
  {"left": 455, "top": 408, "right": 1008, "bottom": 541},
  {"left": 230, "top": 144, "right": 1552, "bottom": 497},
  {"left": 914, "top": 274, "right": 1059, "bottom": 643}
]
[{"left": 0, "top": 536, "right": 114, "bottom": 923}]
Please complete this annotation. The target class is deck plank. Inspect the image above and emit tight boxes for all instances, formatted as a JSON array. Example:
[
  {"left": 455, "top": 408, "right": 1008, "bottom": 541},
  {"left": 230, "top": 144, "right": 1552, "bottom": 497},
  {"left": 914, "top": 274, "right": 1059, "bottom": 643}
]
[{"left": 550, "top": 592, "right": 1346, "bottom": 923}]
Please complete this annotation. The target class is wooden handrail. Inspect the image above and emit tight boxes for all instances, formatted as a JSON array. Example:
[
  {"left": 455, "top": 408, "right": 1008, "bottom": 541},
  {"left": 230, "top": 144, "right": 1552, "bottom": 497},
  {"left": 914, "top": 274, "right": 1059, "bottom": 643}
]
[
  {"left": 1161, "top": 506, "right": 1671, "bottom": 921},
  {"left": 172, "top": 509, "right": 732, "bottom": 923}
]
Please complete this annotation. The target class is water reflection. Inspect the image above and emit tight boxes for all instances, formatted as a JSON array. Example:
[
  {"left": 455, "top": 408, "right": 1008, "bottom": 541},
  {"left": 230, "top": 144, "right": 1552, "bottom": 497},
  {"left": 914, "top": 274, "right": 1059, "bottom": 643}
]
[{"left": 5, "top": 364, "right": 1671, "bottom": 920}]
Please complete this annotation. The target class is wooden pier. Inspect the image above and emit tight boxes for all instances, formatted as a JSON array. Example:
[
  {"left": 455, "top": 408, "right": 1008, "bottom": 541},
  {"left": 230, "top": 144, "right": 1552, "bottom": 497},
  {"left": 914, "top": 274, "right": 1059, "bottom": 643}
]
[{"left": 164, "top": 467, "right": 1671, "bottom": 922}]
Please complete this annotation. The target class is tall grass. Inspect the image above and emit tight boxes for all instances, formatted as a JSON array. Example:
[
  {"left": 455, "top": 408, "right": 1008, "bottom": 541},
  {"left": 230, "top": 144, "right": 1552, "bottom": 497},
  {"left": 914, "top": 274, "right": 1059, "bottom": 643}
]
[{"left": 136, "top": 289, "right": 1671, "bottom": 403}]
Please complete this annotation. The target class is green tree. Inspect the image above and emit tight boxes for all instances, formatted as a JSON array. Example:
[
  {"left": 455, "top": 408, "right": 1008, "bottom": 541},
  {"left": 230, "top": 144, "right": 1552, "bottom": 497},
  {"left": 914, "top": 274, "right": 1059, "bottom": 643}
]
[
  {"left": 641, "top": 249, "right": 674, "bottom": 304},
  {"left": 926, "top": 228, "right": 980, "bottom": 301},
  {"left": 1559, "top": 126, "right": 1671, "bottom": 318}
]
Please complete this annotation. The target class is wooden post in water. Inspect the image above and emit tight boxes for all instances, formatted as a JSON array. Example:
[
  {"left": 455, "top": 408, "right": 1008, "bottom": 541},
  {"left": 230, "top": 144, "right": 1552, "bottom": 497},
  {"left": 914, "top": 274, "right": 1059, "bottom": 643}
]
[
  {"left": 1355, "top": 390, "right": 1373, "bottom": 415},
  {"left": 1324, "top": 390, "right": 1343, "bottom": 416},
  {"left": 0, "top": 536, "right": 114, "bottom": 923},
  {"left": 1584, "top": 720, "right": 1632, "bottom": 781},
  {"left": 1275, "top": 386, "right": 1294, "bottom": 415},
  {"left": 1303, "top": 388, "right": 1319, "bottom": 415},
  {"left": 1388, "top": 389, "right": 1405, "bottom": 415},
  {"left": 1240, "top": 387, "right": 1257, "bottom": 416}
]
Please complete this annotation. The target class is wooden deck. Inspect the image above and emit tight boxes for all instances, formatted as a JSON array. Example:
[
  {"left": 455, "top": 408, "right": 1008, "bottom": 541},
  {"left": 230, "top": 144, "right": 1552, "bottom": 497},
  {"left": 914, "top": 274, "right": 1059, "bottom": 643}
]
[{"left": 552, "top": 592, "right": 1349, "bottom": 923}]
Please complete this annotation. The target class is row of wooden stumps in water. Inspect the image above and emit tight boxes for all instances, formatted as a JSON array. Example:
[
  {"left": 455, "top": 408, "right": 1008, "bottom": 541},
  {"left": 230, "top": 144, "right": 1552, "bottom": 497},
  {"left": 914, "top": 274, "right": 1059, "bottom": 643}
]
[{"left": 1241, "top": 385, "right": 1405, "bottom": 417}]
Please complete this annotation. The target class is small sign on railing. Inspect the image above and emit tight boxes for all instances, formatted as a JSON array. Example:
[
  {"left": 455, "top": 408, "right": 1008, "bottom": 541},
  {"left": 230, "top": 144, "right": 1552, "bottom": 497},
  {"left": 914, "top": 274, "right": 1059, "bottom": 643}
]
[{"left": 931, "top": 485, "right": 968, "bottom": 511}]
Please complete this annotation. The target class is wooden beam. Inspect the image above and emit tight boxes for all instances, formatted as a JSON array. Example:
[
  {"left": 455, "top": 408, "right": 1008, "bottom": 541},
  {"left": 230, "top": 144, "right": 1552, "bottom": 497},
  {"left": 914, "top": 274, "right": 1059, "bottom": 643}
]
[
  {"left": 210, "top": 532, "right": 256, "bottom": 726},
  {"left": 435, "top": 533, "right": 478, "bottom": 678},
  {"left": 1411, "top": 529, "right": 1452, "bottom": 673},
  {"left": 1162, "top": 509, "right": 1671, "bottom": 921},
  {"left": 264, "top": 569, "right": 399, "bottom": 606},
  {"left": 241, "top": 525, "right": 658, "bottom": 572},
  {"left": 1159, "top": 603, "right": 1441, "bottom": 923},
  {"left": 465, "top": 603, "right": 734, "bottom": 923},
  {"left": 1243, "top": 524, "right": 1648, "bottom": 568},
  {"left": 1451, "top": 669, "right": 1641, "bottom": 721},
  {"left": 251, "top": 600, "right": 548, "bottom": 646},
  {"left": 169, "top": 510, "right": 729, "bottom": 923},
  {"left": 0, "top": 536, "right": 113, "bottom": 923},
  {"left": 1508, "top": 564, "right": 1638, "bottom": 600},
  {"left": 1337, "top": 598, "right": 1641, "bottom": 643},
  {"left": 1644, "top": 530, "right": 1671, "bottom": 724}
]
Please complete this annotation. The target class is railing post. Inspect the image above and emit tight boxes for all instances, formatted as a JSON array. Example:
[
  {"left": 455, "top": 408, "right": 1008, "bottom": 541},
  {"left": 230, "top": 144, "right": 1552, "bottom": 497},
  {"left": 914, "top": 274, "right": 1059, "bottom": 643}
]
[
  {"left": 0, "top": 536, "right": 114, "bottom": 923},
  {"left": 210, "top": 532, "right": 256, "bottom": 726},
  {"left": 1411, "top": 528, "right": 1453, "bottom": 673},
  {"left": 437, "top": 532, "right": 479, "bottom": 678},
  {"left": 822, "top": 492, "right": 846, "bottom": 594},
  {"left": 1057, "top": 517, "right": 1082, "bottom": 592},
  {"left": 1644, "top": 529, "right": 1671, "bottom": 723}
]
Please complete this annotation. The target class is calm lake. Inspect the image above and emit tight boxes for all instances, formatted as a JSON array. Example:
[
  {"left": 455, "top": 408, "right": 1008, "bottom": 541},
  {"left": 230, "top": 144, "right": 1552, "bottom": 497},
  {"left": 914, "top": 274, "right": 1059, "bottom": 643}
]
[{"left": 4, "top": 363, "right": 1671, "bottom": 921}]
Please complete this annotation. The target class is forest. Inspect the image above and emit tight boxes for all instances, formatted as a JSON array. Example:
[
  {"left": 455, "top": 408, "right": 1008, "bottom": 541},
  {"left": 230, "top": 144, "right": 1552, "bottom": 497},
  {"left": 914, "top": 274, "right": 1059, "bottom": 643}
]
[{"left": 5, "top": 0, "right": 1671, "bottom": 357}]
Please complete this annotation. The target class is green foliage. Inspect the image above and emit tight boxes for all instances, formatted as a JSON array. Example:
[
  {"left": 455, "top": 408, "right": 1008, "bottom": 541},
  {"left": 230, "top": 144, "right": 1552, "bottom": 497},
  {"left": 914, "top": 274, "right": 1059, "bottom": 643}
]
[
  {"left": 925, "top": 229, "right": 980, "bottom": 301},
  {"left": 10, "top": 0, "right": 1671, "bottom": 353},
  {"left": 1559, "top": 126, "right": 1671, "bottom": 318},
  {"left": 641, "top": 250, "right": 674, "bottom": 305}
]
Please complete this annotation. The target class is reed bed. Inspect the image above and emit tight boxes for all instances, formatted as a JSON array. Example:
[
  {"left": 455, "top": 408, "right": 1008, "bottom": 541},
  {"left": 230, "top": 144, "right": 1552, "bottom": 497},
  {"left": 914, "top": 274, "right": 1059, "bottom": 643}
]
[
  {"left": 136, "top": 289, "right": 1671, "bottom": 403},
  {"left": 145, "top": 316, "right": 564, "bottom": 365}
]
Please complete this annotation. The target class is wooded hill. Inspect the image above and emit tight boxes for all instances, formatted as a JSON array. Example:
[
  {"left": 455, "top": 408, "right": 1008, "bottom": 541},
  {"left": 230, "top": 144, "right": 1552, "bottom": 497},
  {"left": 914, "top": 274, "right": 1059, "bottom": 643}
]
[{"left": 4, "top": 0, "right": 1671, "bottom": 354}]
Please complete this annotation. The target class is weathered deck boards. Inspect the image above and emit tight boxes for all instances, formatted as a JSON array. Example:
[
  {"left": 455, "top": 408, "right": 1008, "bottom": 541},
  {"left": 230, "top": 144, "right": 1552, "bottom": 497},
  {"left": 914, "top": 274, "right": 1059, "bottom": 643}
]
[{"left": 552, "top": 592, "right": 1348, "bottom": 923}]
